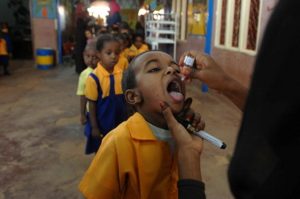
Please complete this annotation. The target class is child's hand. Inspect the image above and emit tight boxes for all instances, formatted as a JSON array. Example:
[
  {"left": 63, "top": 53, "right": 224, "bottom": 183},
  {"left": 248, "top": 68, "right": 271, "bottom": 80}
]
[
  {"left": 92, "top": 127, "right": 103, "bottom": 139},
  {"left": 80, "top": 114, "right": 87, "bottom": 125}
]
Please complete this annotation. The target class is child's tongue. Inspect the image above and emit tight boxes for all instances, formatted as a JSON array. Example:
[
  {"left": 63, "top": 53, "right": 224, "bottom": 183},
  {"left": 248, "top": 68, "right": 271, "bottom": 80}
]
[{"left": 169, "top": 91, "right": 184, "bottom": 102}]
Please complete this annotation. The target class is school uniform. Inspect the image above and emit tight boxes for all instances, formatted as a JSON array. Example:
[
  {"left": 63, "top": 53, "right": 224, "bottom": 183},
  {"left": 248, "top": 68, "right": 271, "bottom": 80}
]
[
  {"left": 127, "top": 44, "right": 149, "bottom": 58},
  {"left": 84, "top": 63, "right": 127, "bottom": 154},
  {"left": 79, "top": 112, "right": 178, "bottom": 199},
  {"left": 116, "top": 54, "right": 129, "bottom": 71},
  {"left": 0, "top": 34, "right": 12, "bottom": 74},
  {"left": 76, "top": 66, "right": 94, "bottom": 96}
]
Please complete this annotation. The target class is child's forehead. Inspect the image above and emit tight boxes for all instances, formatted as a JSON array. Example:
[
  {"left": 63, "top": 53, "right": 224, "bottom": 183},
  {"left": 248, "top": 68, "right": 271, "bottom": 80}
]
[
  {"left": 133, "top": 51, "right": 174, "bottom": 69},
  {"left": 84, "top": 48, "right": 97, "bottom": 54}
]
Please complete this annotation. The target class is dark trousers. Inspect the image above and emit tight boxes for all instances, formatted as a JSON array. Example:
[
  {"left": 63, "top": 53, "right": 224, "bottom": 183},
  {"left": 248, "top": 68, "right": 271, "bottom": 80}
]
[{"left": 0, "top": 55, "right": 9, "bottom": 74}]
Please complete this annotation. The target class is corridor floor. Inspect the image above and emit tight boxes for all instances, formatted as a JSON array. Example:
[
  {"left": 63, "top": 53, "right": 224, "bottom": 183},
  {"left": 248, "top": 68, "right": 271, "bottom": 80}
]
[{"left": 0, "top": 60, "right": 242, "bottom": 199}]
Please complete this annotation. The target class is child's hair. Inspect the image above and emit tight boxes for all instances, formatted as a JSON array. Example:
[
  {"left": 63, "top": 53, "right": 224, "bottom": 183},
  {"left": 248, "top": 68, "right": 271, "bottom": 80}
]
[
  {"left": 114, "top": 33, "right": 131, "bottom": 48},
  {"left": 85, "top": 27, "right": 93, "bottom": 34},
  {"left": 122, "top": 65, "right": 137, "bottom": 92},
  {"left": 133, "top": 33, "right": 145, "bottom": 42},
  {"left": 84, "top": 39, "right": 97, "bottom": 51},
  {"left": 114, "top": 33, "right": 125, "bottom": 43},
  {"left": 119, "top": 21, "right": 130, "bottom": 31},
  {"left": 96, "top": 34, "right": 119, "bottom": 51}
]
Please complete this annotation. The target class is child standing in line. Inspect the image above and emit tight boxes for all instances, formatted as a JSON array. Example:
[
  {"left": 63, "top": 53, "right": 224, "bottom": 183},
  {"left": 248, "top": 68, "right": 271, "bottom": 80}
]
[
  {"left": 115, "top": 33, "right": 129, "bottom": 70},
  {"left": 127, "top": 33, "right": 149, "bottom": 61},
  {"left": 85, "top": 28, "right": 94, "bottom": 45},
  {"left": 79, "top": 51, "right": 204, "bottom": 198},
  {"left": 0, "top": 23, "right": 12, "bottom": 75},
  {"left": 84, "top": 34, "right": 128, "bottom": 154},
  {"left": 76, "top": 40, "right": 98, "bottom": 126}
]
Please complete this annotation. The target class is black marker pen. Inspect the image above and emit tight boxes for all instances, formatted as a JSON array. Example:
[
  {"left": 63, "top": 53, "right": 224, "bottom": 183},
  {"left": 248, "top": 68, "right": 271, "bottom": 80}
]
[{"left": 176, "top": 117, "right": 227, "bottom": 149}]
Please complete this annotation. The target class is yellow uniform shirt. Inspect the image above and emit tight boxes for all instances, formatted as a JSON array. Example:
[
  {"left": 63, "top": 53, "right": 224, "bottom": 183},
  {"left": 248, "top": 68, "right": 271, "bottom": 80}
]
[
  {"left": 79, "top": 113, "right": 178, "bottom": 199},
  {"left": 0, "top": 39, "right": 8, "bottom": 55},
  {"left": 121, "top": 48, "right": 130, "bottom": 60},
  {"left": 127, "top": 44, "right": 149, "bottom": 58},
  {"left": 85, "top": 63, "right": 123, "bottom": 101},
  {"left": 117, "top": 55, "right": 129, "bottom": 71},
  {"left": 76, "top": 66, "right": 94, "bottom": 95}
]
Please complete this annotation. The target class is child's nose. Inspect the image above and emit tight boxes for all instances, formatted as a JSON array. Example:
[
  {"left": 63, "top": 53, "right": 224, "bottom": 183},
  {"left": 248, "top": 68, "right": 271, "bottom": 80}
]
[
  {"left": 165, "top": 66, "right": 177, "bottom": 75},
  {"left": 111, "top": 53, "right": 117, "bottom": 59}
]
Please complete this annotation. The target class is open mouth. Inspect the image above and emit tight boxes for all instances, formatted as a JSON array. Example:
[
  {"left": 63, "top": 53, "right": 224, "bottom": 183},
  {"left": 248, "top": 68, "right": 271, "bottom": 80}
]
[{"left": 167, "top": 79, "right": 184, "bottom": 103}]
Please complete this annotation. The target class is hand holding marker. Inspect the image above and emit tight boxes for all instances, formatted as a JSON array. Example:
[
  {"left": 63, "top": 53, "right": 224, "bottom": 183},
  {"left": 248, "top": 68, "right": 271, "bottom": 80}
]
[
  {"left": 179, "top": 55, "right": 227, "bottom": 149},
  {"left": 176, "top": 116, "right": 227, "bottom": 149}
]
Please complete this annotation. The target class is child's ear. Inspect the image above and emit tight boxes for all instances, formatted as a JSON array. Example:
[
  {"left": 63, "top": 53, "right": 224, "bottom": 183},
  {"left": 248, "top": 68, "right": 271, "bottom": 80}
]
[{"left": 125, "top": 89, "right": 142, "bottom": 105}]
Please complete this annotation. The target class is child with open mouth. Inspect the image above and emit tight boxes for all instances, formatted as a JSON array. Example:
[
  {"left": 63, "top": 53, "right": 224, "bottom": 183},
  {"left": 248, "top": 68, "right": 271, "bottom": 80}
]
[{"left": 79, "top": 51, "right": 205, "bottom": 199}]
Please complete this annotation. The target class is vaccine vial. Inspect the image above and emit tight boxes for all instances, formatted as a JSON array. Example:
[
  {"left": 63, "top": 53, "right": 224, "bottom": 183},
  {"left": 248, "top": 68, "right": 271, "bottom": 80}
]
[
  {"left": 183, "top": 55, "right": 195, "bottom": 68},
  {"left": 181, "top": 55, "right": 196, "bottom": 81}
]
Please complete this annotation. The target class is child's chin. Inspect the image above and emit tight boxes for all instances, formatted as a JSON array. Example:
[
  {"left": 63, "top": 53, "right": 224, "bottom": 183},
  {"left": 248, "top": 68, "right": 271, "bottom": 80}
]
[{"left": 170, "top": 103, "right": 184, "bottom": 114}]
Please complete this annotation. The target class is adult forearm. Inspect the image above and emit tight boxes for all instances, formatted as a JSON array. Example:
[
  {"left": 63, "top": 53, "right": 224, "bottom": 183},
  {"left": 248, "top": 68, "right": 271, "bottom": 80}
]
[
  {"left": 178, "top": 149, "right": 202, "bottom": 181},
  {"left": 221, "top": 77, "right": 248, "bottom": 111}
]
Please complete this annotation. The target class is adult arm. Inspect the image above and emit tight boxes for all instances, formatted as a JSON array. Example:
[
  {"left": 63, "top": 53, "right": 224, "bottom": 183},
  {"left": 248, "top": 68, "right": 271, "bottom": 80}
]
[{"left": 161, "top": 103, "right": 206, "bottom": 199}]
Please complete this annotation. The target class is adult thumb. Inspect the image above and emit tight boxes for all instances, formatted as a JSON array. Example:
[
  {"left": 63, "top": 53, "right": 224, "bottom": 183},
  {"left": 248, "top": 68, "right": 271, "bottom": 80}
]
[
  {"left": 161, "top": 102, "right": 192, "bottom": 145},
  {"left": 160, "top": 102, "right": 177, "bottom": 132}
]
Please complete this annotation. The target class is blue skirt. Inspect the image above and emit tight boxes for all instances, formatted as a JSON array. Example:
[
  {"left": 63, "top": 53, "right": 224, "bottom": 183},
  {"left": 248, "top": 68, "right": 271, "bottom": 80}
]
[{"left": 84, "top": 114, "right": 101, "bottom": 154}]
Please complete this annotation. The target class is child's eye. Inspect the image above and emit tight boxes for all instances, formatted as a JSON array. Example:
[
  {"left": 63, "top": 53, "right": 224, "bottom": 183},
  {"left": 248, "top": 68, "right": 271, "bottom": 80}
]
[{"left": 148, "top": 67, "right": 161, "bottom": 73}]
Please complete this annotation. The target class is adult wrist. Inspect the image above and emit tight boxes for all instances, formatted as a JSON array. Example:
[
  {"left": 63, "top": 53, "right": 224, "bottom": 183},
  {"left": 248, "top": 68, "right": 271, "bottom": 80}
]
[{"left": 178, "top": 148, "right": 202, "bottom": 181}]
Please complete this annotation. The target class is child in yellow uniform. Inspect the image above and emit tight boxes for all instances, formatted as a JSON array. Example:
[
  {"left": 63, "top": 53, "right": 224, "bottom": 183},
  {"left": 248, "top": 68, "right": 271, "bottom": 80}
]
[
  {"left": 83, "top": 34, "right": 128, "bottom": 154},
  {"left": 79, "top": 51, "right": 204, "bottom": 198},
  {"left": 0, "top": 23, "right": 12, "bottom": 75},
  {"left": 115, "top": 33, "right": 129, "bottom": 71},
  {"left": 76, "top": 40, "right": 98, "bottom": 125},
  {"left": 127, "top": 34, "right": 149, "bottom": 61}
]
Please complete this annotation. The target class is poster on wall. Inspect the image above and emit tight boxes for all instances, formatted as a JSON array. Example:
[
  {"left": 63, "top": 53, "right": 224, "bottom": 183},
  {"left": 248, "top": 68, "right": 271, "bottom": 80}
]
[
  {"left": 32, "top": 0, "right": 57, "bottom": 19},
  {"left": 187, "top": 0, "right": 208, "bottom": 36}
]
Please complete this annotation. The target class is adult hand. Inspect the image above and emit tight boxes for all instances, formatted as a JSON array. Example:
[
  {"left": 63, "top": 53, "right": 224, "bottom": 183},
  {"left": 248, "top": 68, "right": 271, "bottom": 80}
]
[
  {"left": 179, "top": 51, "right": 231, "bottom": 92},
  {"left": 177, "top": 98, "right": 205, "bottom": 132},
  {"left": 161, "top": 102, "right": 203, "bottom": 181},
  {"left": 179, "top": 51, "right": 248, "bottom": 110}
]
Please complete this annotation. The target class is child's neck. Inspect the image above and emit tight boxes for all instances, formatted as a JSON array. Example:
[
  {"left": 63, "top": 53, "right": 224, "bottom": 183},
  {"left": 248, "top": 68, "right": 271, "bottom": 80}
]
[
  {"left": 101, "top": 64, "right": 114, "bottom": 73},
  {"left": 141, "top": 112, "right": 168, "bottom": 130}
]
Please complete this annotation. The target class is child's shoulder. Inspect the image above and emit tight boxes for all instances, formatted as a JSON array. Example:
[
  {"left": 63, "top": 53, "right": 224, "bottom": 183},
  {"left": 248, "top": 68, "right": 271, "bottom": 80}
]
[
  {"left": 101, "top": 120, "right": 132, "bottom": 148},
  {"left": 142, "top": 44, "right": 149, "bottom": 50},
  {"left": 79, "top": 67, "right": 94, "bottom": 80}
]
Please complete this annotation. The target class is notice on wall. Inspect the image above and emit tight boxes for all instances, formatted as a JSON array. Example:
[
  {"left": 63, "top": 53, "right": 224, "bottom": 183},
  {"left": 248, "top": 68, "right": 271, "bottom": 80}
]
[{"left": 32, "top": 0, "right": 57, "bottom": 19}]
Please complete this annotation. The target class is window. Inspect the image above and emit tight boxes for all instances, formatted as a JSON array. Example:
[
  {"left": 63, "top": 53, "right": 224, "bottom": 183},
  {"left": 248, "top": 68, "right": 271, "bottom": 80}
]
[{"left": 215, "top": 0, "right": 262, "bottom": 55}]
